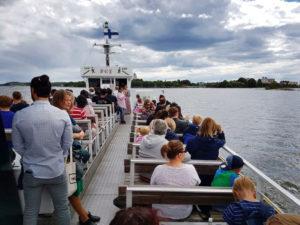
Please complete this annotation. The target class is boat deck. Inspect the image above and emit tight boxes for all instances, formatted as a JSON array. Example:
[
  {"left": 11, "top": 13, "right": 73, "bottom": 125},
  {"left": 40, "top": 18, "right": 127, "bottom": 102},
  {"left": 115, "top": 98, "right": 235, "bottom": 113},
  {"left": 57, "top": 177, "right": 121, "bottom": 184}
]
[{"left": 71, "top": 116, "right": 131, "bottom": 225}]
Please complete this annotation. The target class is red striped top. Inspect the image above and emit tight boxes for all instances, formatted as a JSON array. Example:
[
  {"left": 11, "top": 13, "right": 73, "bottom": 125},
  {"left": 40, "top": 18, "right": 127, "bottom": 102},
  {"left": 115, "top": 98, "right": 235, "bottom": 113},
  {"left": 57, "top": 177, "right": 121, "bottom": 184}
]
[{"left": 70, "top": 106, "right": 87, "bottom": 120}]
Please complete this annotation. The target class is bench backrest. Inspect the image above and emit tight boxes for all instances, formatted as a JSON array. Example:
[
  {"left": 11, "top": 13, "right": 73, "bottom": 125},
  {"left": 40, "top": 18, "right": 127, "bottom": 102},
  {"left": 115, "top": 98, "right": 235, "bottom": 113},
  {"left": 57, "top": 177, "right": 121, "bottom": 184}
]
[
  {"left": 124, "top": 158, "right": 221, "bottom": 176},
  {"left": 125, "top": 185, "right": 234, "bottom": 207}
]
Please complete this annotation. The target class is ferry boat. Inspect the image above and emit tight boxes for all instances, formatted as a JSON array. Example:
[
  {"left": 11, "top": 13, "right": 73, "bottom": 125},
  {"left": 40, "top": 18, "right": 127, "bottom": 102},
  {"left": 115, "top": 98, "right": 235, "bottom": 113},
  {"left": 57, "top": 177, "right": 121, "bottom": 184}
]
[{"left": 3, "top": 22, "right": 300, "bottom": 225}]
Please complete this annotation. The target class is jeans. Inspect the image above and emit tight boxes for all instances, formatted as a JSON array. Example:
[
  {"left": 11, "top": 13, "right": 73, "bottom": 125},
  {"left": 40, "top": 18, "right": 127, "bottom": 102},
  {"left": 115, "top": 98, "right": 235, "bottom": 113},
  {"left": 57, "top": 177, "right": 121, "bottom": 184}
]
[
  {"left": 23, "top": 171, "right": 70, "bottom": 225},
  {"left": 117, "top": 107, "right": 125, "bottom": 122}
]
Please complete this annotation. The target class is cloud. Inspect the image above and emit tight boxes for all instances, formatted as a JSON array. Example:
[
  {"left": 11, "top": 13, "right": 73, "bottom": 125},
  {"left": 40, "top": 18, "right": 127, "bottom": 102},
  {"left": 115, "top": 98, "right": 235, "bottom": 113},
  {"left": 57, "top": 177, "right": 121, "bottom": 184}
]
[{"left": 0, "top": 0, "right": 299, "bottom": 83}]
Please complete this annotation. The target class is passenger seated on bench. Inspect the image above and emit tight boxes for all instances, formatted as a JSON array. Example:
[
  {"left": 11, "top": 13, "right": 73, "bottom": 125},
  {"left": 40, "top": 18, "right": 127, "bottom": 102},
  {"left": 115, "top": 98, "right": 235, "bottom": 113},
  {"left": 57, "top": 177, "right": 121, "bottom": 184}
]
[
  {"left": 110, "top": 207, "right": 159, "bottom": 225},
  {"left": 80, "top": 90, "right": 95, "bottom": 115},
  {"left": 183, "top": 115, "right": 202, "bottom": 145},
  {"left": 164, "top": 117, "right": 179, "bottom": 141},
  {"left": 223, "top": 176, "right": 275, "bottom": 225},
  {"left": 70, "top": 95, "right": 88, "bottom": 119},
  {"left": 53, "top": 90, "right": 100, "bottom": 225},
  {"left": 211, "top": 155, "right": 244, "bottom": 212},
  {"left": 133, "top": 94, "right": 143, "bottom": 113},
  {"left": 212, "top": 155, "right": 244, "bottom": 187},
  {"left": 139, "top": 119, "right": 168, "bottom": 159},
  {"left": 140, "top": 99, "right": 155, "bottom": 120},
  {"left": 266, "top": 214, "right": 300, "bottom": 225},
  {"left": 135, "top": 126, "right": 150, "bottom": 143},
  {"left": 168, "top": 106, "right": 189, "bottom": 134},
  {"left": 0, "top": 95, "right": 14, "bottom": 129},
  {"left": 186, "top": 117, "right": 225, "bottom": 160},
  {"left": 146, "top": 108, "right": 169, "bottom": 125},
  {"left": 151, "top": 140, "right": 201, "bottom": 220}
]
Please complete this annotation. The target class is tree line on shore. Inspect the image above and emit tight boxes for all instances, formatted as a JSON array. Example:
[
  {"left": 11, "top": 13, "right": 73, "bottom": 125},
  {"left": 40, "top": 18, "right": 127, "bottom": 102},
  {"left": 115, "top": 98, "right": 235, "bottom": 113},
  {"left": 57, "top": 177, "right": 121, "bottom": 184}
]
[
  {"left": 1, "top": 78, "right": 298, "bottom": 89},
  {"left": 132, "top": 78, "right": 299, "bottom": 89}
]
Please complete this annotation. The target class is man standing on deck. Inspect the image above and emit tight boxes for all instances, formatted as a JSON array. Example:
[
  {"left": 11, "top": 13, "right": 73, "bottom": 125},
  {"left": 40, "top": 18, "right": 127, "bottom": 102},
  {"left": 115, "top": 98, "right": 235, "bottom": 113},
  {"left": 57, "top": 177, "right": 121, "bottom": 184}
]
[{"left": 12, "top": 75, "right": 73, "bottom": 225}]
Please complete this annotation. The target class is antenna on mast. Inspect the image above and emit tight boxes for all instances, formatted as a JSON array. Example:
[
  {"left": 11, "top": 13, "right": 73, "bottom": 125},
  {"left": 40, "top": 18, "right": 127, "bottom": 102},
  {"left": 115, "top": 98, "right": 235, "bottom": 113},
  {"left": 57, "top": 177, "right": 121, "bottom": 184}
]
[{"left": 94, "top": 21, "right": 121, "bottom": 67}]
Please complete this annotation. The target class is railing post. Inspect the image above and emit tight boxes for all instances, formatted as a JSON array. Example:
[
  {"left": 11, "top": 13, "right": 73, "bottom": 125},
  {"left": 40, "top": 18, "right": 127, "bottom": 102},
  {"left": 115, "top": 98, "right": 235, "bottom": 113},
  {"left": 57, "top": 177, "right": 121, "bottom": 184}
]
[
  {"left": 129, "top": 160, "right": 135, "bottom": 185},
  {"left": 126, "top": 189, "right": 133, "bottom": 208}
]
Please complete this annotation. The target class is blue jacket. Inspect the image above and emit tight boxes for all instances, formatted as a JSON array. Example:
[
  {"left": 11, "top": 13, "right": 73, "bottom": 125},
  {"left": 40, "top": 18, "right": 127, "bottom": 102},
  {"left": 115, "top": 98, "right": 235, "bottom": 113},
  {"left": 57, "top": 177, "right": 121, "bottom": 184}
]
[
  {"left": 183, "top": 124, "right": 199, "bottom": 136},
  {"left": 186, "top": 132, "right": 225, "bottom": 160},
  {"left": 165, "top": 129, "right": 179, "bottom": 141}
]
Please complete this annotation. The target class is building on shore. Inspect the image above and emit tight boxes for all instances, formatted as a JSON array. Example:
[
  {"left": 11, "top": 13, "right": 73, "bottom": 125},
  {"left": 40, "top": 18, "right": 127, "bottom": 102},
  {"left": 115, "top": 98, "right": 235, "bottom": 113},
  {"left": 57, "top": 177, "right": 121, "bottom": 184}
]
[
  {"left": 261, "top": 76, "right": 275, "bottom": 84},
  {"left": 280, "top": 80, "right": 298, "bottom": 86}
]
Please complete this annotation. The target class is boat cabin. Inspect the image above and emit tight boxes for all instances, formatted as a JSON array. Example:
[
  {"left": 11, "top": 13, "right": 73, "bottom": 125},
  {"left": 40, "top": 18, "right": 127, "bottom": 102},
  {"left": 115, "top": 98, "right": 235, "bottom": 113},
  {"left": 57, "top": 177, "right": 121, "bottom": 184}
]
[{"left": 81, "top": 65, "right": 135, "bottom": 90}]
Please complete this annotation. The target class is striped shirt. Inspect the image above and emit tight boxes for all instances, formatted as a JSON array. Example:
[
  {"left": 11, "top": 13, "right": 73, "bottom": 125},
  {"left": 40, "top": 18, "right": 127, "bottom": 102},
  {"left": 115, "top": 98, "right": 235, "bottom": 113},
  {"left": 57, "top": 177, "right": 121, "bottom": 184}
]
[
  {"left": 223, "top": 200, "right": 275, "bottom": 225},
  {"left": 70, "top": 106, "right": 87, "bottom": 119}
]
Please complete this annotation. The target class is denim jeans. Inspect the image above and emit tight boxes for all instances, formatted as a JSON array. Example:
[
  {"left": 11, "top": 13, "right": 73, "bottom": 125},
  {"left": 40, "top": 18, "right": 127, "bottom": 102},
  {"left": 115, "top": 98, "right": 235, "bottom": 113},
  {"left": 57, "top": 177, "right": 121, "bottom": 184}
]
[
  {"left": 117, "top": 107, "right": 125, "bottom": 122},
  {"left": 23, "top": 171, "right": 70, "bottom": 225}
]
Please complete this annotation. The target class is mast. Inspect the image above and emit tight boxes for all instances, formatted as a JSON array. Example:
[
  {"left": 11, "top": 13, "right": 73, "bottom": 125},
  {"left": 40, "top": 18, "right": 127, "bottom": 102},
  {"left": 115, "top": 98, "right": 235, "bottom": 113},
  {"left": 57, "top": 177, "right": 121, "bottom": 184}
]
[{"left": 94, "top": 21, "right": 120, "bottom": 67}]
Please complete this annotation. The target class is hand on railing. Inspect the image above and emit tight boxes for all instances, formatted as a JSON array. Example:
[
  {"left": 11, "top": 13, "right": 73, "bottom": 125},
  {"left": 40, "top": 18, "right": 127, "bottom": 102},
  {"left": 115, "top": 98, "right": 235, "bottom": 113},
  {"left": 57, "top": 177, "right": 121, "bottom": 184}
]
[{"left": 73, "top": 131, "right": 85, "bottom": 140}]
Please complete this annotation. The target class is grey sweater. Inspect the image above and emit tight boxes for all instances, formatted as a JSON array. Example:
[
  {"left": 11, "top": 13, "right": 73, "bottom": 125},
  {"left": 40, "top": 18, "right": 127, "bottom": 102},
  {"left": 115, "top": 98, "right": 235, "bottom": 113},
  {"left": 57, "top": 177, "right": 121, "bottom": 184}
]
[{"left": 139, "top": 134, "right": 168, "bottom": 159}]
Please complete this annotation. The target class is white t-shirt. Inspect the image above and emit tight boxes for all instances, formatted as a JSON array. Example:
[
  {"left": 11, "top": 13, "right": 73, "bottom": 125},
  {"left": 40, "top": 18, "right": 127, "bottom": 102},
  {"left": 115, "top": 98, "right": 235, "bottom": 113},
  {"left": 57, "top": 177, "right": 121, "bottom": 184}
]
[{"left": 150, "top": 164, "right": 201, "bottom": 220}]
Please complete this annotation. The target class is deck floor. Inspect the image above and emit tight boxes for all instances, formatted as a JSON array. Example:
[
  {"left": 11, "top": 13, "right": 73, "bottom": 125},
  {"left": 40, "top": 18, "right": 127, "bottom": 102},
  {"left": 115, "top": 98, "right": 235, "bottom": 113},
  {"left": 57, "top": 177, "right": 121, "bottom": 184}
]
[{"left": 71, "top": 116, "right": 130, "bottom": 225}]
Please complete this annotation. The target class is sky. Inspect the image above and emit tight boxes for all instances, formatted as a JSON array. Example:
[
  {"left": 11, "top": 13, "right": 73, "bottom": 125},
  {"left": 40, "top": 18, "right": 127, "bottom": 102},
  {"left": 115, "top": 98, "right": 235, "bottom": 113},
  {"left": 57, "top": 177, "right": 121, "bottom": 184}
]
[{"left": 0, "top": 0, "right": 300, "bottom": 83}]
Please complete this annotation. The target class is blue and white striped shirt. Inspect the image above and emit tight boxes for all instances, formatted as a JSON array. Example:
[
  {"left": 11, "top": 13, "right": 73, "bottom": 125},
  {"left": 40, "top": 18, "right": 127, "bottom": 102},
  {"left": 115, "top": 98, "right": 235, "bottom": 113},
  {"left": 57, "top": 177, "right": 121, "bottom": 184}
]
[
  {"left": 223, "top": 200, "right": 275, "bottom": 225},
  {"left": 12, "top": 100, "right": 73, "bottom": 179}
]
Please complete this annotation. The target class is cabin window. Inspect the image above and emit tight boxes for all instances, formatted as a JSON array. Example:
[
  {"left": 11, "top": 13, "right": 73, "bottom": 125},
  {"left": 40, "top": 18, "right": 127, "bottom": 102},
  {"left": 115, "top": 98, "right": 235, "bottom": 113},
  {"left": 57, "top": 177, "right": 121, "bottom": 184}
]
[{"left": 89, "top": 78, "right": 100, "bottom": 88}]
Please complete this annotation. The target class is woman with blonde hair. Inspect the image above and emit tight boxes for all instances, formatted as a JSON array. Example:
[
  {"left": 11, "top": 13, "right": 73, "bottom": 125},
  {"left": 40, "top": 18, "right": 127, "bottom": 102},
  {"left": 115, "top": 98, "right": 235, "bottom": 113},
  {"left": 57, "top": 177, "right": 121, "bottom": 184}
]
[
  {"left": 183, "top": 115, "right": 203, "bottom": 144},
  {"left": 223, "top": 176, "right": 275, "bottom": 225},
  {"left": 151, "top": 140, "right": 200, "bottom": 220},
  {"left": 186, "top": 117, "right": 225, "bottom": 161},
  {"left": 164, "top": 117, "right": 179, "bottom": 141}
]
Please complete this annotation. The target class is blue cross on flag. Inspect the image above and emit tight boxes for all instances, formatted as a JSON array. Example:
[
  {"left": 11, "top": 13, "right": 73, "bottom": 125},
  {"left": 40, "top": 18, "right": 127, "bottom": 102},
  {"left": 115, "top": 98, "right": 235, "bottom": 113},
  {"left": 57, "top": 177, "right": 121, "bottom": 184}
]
[{"left": 104, "top": 28, "right": 119, "bottom": 39}]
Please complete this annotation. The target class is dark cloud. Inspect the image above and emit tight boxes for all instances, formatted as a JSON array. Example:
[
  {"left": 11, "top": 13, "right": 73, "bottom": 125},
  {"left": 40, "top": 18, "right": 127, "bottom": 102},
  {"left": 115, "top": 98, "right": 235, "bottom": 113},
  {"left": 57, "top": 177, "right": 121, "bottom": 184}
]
[{"left": 0, "top": 0, "right": 19, "bottom": 7}]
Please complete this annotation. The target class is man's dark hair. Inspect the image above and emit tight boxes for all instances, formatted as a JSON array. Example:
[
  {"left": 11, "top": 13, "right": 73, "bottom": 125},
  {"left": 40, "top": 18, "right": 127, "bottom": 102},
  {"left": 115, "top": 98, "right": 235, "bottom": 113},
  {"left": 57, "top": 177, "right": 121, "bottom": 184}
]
[
  {"left": 12, "top": 91, "right": 22, "bottom": 100},
  {"left": 168, "top": 107, "right": 178, "bottom": 118},
  {"left": 76, "top": 95, "right": 88, "bottom": 108},
  {"left": 80, "top": 90, "right": 89, "bottom": 99},
  {"left": 30, "top": 74, "right": 51, "bottom": 97},
  {"left": 107, "top": 88, "right": 112, "bottom": 95}
]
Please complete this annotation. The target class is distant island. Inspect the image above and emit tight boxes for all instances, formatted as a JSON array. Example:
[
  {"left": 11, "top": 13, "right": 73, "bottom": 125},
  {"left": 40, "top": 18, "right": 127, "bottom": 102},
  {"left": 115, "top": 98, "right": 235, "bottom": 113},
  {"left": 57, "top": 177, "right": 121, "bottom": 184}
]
[
  {"left": 131, "top": 77, "right": 299, "bottom": 89},
  {"left": 0, "top": 77, "right": 298, "bottom": 89},
  {"left": 0, "top": 81, "right": 86, "bottom": 87}
]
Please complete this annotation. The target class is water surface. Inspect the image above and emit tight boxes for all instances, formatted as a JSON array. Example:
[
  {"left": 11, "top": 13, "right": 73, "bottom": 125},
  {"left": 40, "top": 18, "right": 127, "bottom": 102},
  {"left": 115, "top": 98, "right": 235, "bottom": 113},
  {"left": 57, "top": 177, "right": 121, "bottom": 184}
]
[{"left": 1, "top": 86, "right": 299, "bottom": 197}]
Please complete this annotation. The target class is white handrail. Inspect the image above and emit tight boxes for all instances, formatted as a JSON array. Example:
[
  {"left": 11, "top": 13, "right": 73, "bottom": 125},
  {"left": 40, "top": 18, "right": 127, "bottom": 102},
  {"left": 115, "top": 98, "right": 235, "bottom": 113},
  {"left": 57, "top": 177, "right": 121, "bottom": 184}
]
[{"left": 222, "top": 145, "right": 300, "bottom": 208}]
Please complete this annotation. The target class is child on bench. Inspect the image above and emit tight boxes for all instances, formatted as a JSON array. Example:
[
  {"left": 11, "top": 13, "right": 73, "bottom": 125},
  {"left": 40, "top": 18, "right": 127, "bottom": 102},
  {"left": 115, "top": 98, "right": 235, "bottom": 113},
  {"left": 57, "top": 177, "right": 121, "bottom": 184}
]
[{"left": 223, "top": 176, "right": 275, "bottom": 225}]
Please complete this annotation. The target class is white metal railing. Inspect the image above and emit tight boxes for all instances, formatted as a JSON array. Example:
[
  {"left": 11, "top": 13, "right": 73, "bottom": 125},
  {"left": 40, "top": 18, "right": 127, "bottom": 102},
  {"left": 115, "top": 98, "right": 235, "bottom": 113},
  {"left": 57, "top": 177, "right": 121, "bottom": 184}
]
[{"left": 222, "top": 145, "right": 300, "bottom": 214}]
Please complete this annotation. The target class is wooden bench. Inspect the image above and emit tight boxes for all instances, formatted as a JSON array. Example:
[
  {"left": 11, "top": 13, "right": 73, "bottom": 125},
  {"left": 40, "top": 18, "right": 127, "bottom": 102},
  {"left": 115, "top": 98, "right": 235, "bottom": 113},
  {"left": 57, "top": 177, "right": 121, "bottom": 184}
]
[
  {"left": 132, "top": 119, "right": 147, "bottom": 126},
  {"left": 124, "top": 158, "right": 221, "bottom": 175},
  {"left": 124, "top": 185, "right": 234, "bottom": 208},
  {"left": 127, "top": 142, "right": 140, "bottom": 155}
]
